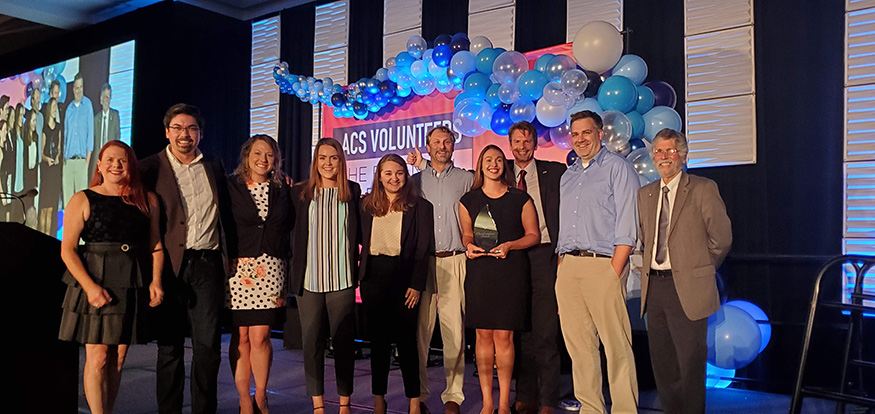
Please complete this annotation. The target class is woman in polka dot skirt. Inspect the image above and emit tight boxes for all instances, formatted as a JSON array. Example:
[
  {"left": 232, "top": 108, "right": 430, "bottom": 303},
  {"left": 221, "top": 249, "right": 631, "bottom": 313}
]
[{"left": 226, "top": 135, "right": 293, "bottom": 414}]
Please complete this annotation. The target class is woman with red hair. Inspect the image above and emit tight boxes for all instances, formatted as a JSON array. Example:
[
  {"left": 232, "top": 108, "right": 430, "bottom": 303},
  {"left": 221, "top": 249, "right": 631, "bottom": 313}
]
[{"left": 59, "top": 140, "right": 164, "bottom": 414}]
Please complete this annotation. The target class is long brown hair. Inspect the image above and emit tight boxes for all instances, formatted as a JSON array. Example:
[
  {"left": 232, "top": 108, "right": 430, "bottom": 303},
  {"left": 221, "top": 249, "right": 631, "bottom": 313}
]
[
  {"left": 301, "top": 137, "right": 351, "bottom": 202},
  {"left": 233, "top": 134, "right": 286, "bottom": 185},
  {"left": 471, "top": 144, "right": 514, "bottom": 190},
  {"left": 89, "top": 140, "right": 150, "bottom": 214},
  {"left": 362, "top": 153, "right": 418, "bottom": 216}
]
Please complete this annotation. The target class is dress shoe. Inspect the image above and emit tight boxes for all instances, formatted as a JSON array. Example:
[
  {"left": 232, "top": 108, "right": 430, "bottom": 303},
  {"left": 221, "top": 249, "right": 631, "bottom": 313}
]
[{"left": 444, "top": 401, "right": 461, "bottom": 414}]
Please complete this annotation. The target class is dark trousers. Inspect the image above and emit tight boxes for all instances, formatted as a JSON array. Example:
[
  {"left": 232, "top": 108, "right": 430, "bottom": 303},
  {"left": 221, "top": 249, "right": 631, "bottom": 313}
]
[
  {"left": 361, "top": 255, "right": 421, "bottom": 398},
  {"left": 516, "top": 243, "right": 561, "bottom": 407},
  {"left": 155, "top": 250, "right": 224, "bottom": 414},
  {"left": 646, "top": 274, "right": 708, "bottom": 414},
  {"left": 297, "top": 287, "right": 357, "bottom": 397}
]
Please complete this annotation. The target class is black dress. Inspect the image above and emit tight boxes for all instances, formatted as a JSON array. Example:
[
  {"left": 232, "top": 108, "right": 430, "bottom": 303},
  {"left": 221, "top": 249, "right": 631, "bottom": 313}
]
[
  {"left": 58, "top": 189, "right": 152, "bottom": 344},
  {"left": 461, "top": 187, "right": 531, "bottom": 331}
]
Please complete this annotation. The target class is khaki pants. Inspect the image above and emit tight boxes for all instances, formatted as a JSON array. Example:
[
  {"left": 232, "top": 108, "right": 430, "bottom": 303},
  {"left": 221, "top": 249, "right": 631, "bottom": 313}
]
[
  {"left": 555, "top": 255, "right": 638, "bottom": 414},
  {"left": 63, "top": 157, "right": 88, "bottom": 207},
  {"left": 417, "top": 253, "right": 466, "bottom": 404}
]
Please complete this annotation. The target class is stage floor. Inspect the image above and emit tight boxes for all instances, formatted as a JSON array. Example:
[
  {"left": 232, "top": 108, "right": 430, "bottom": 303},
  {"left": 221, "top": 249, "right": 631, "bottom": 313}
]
[{"left": 78, "top": 335, "right": 846, "bottom": 414}]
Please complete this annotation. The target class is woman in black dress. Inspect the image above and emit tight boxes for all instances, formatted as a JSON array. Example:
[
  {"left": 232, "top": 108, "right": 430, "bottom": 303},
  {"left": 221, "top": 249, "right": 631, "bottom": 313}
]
[
  {"left": 459, "top": 145, "right": 539, "bottom": 414},
  {"left": 39, "top": 97, "right": 62, "bottom": 236},
  {"left": 290, "top": 138, "right": 360, "bottom": 414},
  {"left": 226, "top": 134, "right": 292, "bottom": 414},
  {"left": 59, "top": 140, "right": 164, "bottom": 414},
  {"left": 360, "top": 154, "right": 433, "bottom": 414}
]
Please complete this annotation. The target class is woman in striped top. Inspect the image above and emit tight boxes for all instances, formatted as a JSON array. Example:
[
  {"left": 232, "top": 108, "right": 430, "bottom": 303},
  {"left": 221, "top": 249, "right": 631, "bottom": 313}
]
[{"left": 290, "top": 137, "right": 361, "bottom": 414}]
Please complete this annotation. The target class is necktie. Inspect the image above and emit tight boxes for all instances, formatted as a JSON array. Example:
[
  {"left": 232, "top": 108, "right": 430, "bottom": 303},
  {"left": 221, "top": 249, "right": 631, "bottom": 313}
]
[
  {"left": 656, "top": 186, "right": 670, "bottom": 264},
  {"left": 517, "top": 170, "right": 527, "bottom": 192}
]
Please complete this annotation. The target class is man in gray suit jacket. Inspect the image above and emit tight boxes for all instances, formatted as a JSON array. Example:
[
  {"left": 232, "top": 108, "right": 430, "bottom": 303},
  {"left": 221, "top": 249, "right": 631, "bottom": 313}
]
[
  {"left": 637, "top": 128, "right": 732, "bottom": 414},
  {"left": 89, "top": 83, "right": 120, "bottom": 182}
]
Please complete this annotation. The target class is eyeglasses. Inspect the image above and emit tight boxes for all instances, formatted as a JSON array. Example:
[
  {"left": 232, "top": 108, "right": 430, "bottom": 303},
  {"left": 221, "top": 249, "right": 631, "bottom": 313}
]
[
  {"left": 168, "top": 125, "right": 200, "bottom": 134},
  {"left": 652, "top": 148, "right": 679, "bottom": 156}
]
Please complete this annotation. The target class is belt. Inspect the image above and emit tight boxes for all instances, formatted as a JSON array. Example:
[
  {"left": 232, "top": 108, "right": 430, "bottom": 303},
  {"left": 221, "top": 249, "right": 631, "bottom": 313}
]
[
  {"left": 68, "top": 155, "right": 85, "bottom": 160},
  {"left": 434, "top": 251, "right": 464, "bottom": 258},
  {"left": 650, "top": 269, "right": 673, "bottom": 278},
  {"left": 184, "top": 249, "right": 222, "bottom": 259},
  {"left": 566, "top": 249, "right": 611, "bottom": 258}
]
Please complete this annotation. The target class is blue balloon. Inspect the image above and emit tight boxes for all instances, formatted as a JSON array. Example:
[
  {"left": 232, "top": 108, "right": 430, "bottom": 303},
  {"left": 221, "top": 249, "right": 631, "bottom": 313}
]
[
  {"left": 534, "top": 54, "right": 554, "bottom": 73},
  {"left": 611, "top": 55, "right": 648, "bottom": 85},
  {"left": 485, "top": 83, "right": 502, "bottom": 108},
  {"left": 374, "top": 68, "right": 389, "bottom": 81},
  {"left": 566, "top": 97, "right": 603, "bottom": 125},
  {"left": 706, "top": 363, "right": 735, "bottom": 389},
  {"left": 451, "top": 51, "right": 477, "bottom": 78},
  {"left": 597, "top": 75, "right": 638, "bottom": 113},
  {"left": 454, "top": 91, "right": 475, "bottom": 107},
  {"left": 434, "top": 34, "right": 452, "bottom": 47},
  {"left": 645, "top": 80, "right": 677, "bottom": 108},
  {"left": 450, "top": 33, "right": 470, "bottom": 53},
  {"left": 331, "top": 93, "right": 346, "bottom": 107},
  {"left": 396, "top": 52, "right": 415, "bottom": 68},
  {"left": 642, "top": 106, "right": 682, "bottom": 140},
  {"left": 707, "top": 305, "right": 762, "bottom": 369},
  {"left": 490, "top": 105, "right": 513, "bottom": 135},
  {"left": 518, "top": 70, "right": 549, "bottom": 101},
  {"left": 626, "top": 110, "right": 645, "bottom": 139},
  {"left": 378, "top": 80, "right": 397, "bottom": 98},
  {"left": 388, "top": 66, "right": 400, "bottom": 82},
  {"left": 476, "top": 48, "right": 500, "bottom": 75},
  {"left": 509, "top": 100, "right": 536, "bottom": 123},
  {"left": 410, "top": 60, "right": 429, "bottom": 78},
  {"left": 397, "top": 72, "right": 415, "bottom": 89},
  {"left": 433, "top": 45, "right": 453, "bottom": 67},
  {"left": 464, "top": 72, "right": 491, "bottom": 99},
  {"left": 725, "top": 301, "right": 771, "bottom": 354},
  {"left": 566, "top": 150, "right": 579, "bottom": 166},
  {"left": 636, "top": 86, "right": 655, "bottom": 113},
  {"left": 628, "top": 138, "right": 647, "bottom": 152}
]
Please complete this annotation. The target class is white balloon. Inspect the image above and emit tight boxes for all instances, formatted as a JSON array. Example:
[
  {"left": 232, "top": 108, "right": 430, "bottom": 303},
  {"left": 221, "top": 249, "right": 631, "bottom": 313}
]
[
  {"left": 470, "top": 36, "right": 493, "bottom": 55},
  {"left": 572, "top": 21, "right": 624, "bottom": 74},
  {"left": 536, "top": 99, "right": 568, "bottom": 127}
]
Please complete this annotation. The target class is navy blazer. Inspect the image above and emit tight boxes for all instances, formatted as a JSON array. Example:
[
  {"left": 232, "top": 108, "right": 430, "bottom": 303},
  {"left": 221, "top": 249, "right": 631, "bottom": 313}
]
[
  {"left": 289, "top": 181, "right": 362, "bottom": 296},
  {"left": 358, "top": 197, "right": 434, "bottom": 291},
  {"left": 139, "top": 150, "right": 232, "bottom": 277},
  {"left": 226, "top": 174, "right": 293, "bottom": 259},
  {"left": 507, "top": 158, "right": 565, "bottom": 243}
]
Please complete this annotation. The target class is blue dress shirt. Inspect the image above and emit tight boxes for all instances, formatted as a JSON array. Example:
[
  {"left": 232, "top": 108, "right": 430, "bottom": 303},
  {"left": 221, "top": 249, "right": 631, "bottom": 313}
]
[
  {"left": 64, "top": 96, "right": 94, "bottom": 159},
  {"left": 556, "top": 148, "right": 640, "bottom": 256}
]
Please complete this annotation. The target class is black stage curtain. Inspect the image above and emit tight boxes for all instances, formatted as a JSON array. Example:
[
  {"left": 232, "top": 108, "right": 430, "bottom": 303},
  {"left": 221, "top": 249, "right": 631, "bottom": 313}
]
[
  {"left": 422, "top": 0, "right": 469, "bottom": 45},
  {"left": 279, "top": 4, "right": 316, "bottom": 182},
  {"left": 348, "top": 0, "right": 384, "bottom": 82},
  {"left": 625, "top": 0, "right": 847, "bottom": 393},
  {"left": 515, "top": 0, "right": 566, "bottom": 53}
]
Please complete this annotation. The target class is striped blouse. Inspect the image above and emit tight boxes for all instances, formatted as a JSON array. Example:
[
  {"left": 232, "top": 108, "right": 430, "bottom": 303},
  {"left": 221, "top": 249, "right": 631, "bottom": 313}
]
[{"left": 303, "top": 187, "right": 352, "bottom": 293}]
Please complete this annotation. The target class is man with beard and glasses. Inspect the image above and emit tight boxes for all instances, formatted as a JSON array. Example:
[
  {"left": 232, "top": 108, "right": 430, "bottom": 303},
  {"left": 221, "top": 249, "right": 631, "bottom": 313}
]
[
  {"left": 407, "top": 125, "right": 473, "bottom": 414},
  {"left": 139, "top": 103, "right": 232, "bottom": 414},
  {"left": 555, "top": 110, "right": 640, "bottom": 414},
  {"left": 505, "top": 121, "right": 565, "bottom": 414},
  {"left": 637, "top": 128, "right": 731, "bottom": 414}
]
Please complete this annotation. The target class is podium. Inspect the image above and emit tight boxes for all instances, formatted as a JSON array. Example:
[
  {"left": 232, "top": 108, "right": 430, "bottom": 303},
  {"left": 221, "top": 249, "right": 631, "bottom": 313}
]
[{"left": 2, "top": 223, "right": 76, "bottom": 413}]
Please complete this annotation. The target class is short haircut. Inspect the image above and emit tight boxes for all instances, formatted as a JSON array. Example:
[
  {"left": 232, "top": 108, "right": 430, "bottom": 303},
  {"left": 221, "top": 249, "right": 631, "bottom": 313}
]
[
  {"left": 0, "top": 95, "right": 8, "bottom": 108},
  {"left": 50, "top": 80, "right": 60, "bottom": 90},
  {"left": 101, "top": 83, "right": 112, "bottom": 94},
  {"left": 508, "top": 121, "right": 537, "bottom": 144},
  {"left": 163, "top": 103, "right": 205, "bottom": 129},
  {"left": 73, "top": 73, "right": 84, "bottom": 83},
  {"left": 426, "top": 125, "right": 456, "bottom": 145},
  {"left": 569, "top": 110, "right": 603, "bottom": 130},
  {"left": 652, "top": 128, "right": 689, "bottom": 158}
]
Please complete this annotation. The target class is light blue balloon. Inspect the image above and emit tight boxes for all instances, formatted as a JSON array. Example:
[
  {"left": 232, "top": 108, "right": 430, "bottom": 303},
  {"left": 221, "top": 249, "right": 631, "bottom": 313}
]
[
  {"left": 642, "top": 106, "right": 682, "bottom": 140},
  {"left": 706, "top": 363, "right": 735, "bottom": 389},
  {"left": 451, "top": 51, "right": 477, "bottom": 78},
  {"left": 636, "top": 85, "right": 655, "bottom": 114},
  {"left": 597, "top": 75, "right": 638, "bottom": 113},
  {"left": 453, "top": 97, "right": 493, "bottom": 136},
  {"left": 428, "top": 60, "right": 446, "bottom": 78},
  {"left": 413, "top": 77, "right": 436, "bottom": 95},
  {"left": 566, "top": 97, "right": 603, "bottom": 125},
  {"left": 611, "top": 54, "right": 648, "bottom": 85},
  {"left": 725, "top": 301, "right": 771, "bottom": 354},
  {"left": 411, "top": 60, "right": 429, "bottom": 79},
  {"left": 518, "top": 70, "right": 549, "bottom": 101},
  {"left": 626, "top": 111, "right": 645, "bottom": 139},
  {"left": 509, "top": 100, "right": 536, "bottom": 123},
  {"left": 485, "top": 83, "right": 502, "bottom": 108},
  {"left": 397, "top": 72, "right": 415, "bottom": 89},
  {"left": 536, "top": 99, "right": 568, "bottom": 127},
  {"left": 396, "top": 51, "right": 415, "bottom": 68},
  {"left": 374, "top": 68, "right": 389, "bottom": 82},
  {"left": 497, "top": 81, "right": 520, "bottom": 104},
  {"left": 406, "top": 35, "right": 427, "bottom": 58},
  {"left": 707, "top": 305, "right": 762, "bottom": 369},
  {"left": 534, "top": 54, "right": 554, "bottom": 73},
  {"left": 388, "top": 66, "right": 400, "bottom": 82}
]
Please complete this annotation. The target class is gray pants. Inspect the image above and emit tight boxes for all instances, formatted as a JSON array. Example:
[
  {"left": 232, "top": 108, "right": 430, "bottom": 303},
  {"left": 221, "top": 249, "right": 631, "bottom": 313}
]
[{"left": 297, "top": 287, "right": 357, "bottom": 397}]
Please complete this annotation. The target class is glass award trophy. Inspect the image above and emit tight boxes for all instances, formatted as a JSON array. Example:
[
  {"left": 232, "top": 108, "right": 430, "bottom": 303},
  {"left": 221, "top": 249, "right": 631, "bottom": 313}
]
[{"left": 473, "top": 204, "right": 499, "bottom": 253}]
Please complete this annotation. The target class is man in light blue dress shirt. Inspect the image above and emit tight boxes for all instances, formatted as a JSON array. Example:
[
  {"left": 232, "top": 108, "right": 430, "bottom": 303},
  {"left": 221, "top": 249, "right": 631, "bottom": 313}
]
[
  {"left": 62, "top": 73, "right": 94, "bottom": 206},
  {"left": 555, "top": 110, "right": 640, "bottom": 414}
]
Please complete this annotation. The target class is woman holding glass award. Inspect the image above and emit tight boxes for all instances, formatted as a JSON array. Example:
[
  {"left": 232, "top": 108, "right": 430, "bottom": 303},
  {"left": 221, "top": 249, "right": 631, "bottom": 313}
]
[{"left": 459, "top": 145, "right": 540, "bottom": 414}]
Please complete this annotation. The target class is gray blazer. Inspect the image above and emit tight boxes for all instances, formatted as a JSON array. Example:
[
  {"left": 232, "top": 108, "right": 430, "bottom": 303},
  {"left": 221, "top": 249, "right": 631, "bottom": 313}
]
[{"left": 638, "top": 171, "right": 732, "bottom": 321}]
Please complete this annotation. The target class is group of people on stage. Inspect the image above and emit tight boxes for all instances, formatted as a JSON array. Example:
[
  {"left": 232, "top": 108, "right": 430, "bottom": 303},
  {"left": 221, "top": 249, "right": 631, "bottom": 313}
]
[
  {"left": 0, "top": 75, "right": 119, "bottom": 231},
  {"left": 57, "top": 102, "right": 732, "bottom": 414}
]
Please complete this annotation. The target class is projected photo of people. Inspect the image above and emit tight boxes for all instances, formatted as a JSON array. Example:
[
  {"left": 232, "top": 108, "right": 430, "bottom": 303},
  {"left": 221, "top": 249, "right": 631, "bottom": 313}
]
[{"left": 0, "top": 39, "right": 135, "bottom": 238}]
